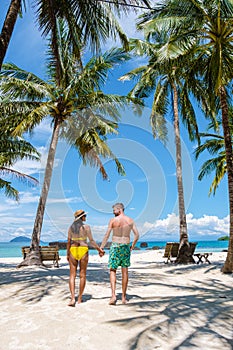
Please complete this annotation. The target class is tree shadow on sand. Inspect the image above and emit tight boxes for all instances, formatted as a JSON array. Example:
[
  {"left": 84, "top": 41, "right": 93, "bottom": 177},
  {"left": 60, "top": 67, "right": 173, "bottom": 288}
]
[
  {"left": 0, "top": 261, "right": 109, "bottom": 304},
  {"left": 106, "top": 263, "right": 233, "bottom": 350},
  {"left": 1, "top": 260, "right": 232, "bottom": 349}
]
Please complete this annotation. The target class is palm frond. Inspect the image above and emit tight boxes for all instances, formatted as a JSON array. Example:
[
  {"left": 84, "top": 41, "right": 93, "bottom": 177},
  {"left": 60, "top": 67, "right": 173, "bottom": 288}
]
[
  {"left": 0, "top": 178, "right": 19, "bottom": 201},
  {"left": 0, "top": 166, "right": 39, "bottom": 186}
]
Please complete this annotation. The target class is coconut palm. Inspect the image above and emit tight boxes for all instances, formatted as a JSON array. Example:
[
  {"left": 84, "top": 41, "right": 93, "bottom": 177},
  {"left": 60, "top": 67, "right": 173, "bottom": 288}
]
[
  {"left": 195, "top": 112, "right": 233, "bottom": 196},
  {"left": 0, "top": 20, "right": 137, "bottom": 266},
  {"left": 0, "top": 134, "right": 39, "bottom": 201},
  {"left": 0, "top": 0, "right": 151, "bottom": 70},
  {"left": 120, "top": 37, "right": 214, "bottom": 262},
  {"left": 196, "top": 133, "right": 226, "bottom": 196},
  {"left": 137, "top": 0, "right": 233, "bottom": 272},
  {"left": 0, "top": 0, "right": 23, "bottom": 70}
]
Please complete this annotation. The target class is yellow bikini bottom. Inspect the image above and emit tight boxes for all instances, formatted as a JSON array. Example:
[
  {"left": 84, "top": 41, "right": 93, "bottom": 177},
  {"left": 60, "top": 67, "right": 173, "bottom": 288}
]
[{"left": 70, "top": 246, "right": 88, "bottom": 261}]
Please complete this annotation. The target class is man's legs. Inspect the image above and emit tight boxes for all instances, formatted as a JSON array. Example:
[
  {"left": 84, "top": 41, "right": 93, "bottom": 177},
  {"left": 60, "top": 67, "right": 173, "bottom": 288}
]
[
  {"left": 109, "top": 268, "right": 117, "bottom": 304},
  {"left": 121, "top": 267, "right": 128, "bottom": 304}
]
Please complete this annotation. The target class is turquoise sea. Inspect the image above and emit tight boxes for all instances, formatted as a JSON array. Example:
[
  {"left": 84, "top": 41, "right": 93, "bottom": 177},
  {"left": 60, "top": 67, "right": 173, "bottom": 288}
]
[{"left": 0, "top": 240, "right": 229, "bottom": 258}]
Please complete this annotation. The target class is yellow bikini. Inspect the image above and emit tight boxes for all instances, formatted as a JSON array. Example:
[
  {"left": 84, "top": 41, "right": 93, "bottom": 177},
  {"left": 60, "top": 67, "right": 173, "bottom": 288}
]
[
  {"left": 70, "top": 246, "right": 88, "bottom": 260},
  {"left": 70, "top": 237, "right": 88, "bottom": 260}
]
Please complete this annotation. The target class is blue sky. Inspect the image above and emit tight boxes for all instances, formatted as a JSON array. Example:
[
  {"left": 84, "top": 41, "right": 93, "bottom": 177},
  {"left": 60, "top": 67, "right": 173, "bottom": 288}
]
[{"left": 0, "top": 2, "right": 229, "bottom": 242}]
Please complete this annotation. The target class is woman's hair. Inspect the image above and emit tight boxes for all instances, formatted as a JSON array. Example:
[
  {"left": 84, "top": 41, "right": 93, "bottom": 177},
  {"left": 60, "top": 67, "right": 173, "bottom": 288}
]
[{"left": 70, "top": 219, "right": 83, "bottom": 235}]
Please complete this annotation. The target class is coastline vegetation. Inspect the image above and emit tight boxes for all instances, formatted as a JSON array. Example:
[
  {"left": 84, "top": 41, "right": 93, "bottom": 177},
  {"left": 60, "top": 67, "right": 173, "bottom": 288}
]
[{"left": 218, "top": 236, "right": 229, "bottom": 241}]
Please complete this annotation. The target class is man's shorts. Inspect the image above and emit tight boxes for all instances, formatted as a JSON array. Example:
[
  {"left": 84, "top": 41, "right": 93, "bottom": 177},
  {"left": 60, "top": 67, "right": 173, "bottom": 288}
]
[{"left": 108, "top": 243, "right": 131, "bottom": 269}]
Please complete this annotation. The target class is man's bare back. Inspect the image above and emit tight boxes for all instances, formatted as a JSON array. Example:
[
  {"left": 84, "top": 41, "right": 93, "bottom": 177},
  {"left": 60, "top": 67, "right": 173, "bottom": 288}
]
[
  {"left": 111, "top": 216, "right": 134, "bottom": 244},
  {"left": 101, "top": 204, "right": 139, "bottom": 248}
]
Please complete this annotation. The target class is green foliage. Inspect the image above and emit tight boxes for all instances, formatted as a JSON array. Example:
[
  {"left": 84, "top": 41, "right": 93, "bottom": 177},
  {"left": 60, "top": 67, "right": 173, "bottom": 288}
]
[
  {"left": 195, "top": 110, "right": 233, "bottom": 195},
  {"left": 120, "top": 37, "right": 214, "bottom": 144},
  {"left": 34, "top": 0, "right": 151, "bottom": 53},
  {"left": 218, "top": 235, "right": 229, "bottom": 241},
  {"left": 0, "top": 134, "right": 40, "bottom": 201},
  {"left": 138, "top": 0, "right": 233, "bottom": 94},
  {"left": 0, "top": 20, "right": 136, "bottom": 181},
  {"left": 133, "top": 0, "right": 233, "bottom": 199}
]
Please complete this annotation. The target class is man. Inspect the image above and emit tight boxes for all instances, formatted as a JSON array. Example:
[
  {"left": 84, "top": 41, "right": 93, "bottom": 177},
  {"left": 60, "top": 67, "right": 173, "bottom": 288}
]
[{"left": 100, "top": 203, "right": 139, "bottom": 305}]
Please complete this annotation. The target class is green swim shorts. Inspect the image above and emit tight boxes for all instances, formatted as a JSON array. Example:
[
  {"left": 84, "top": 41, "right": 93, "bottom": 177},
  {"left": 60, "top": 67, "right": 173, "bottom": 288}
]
[{"left": 108, "top": 243, "right": 131, "bottom": 269}]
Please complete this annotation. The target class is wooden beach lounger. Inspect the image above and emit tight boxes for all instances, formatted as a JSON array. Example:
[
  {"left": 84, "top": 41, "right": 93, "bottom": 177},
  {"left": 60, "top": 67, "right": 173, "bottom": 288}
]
[
  {"left": 21, "top": 246, "right": 60, "bottom": 267},
  {"left": 163, "top": 242, "right": 180, "bottom": 263},
  {"left": 163, "top": 242, "right": 198, "bottom": 263}
]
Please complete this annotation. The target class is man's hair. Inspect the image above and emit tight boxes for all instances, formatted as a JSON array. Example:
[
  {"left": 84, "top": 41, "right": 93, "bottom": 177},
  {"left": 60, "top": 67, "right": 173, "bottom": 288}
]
[{"left": 112, "top": 203, "right": 124, "bottom": 211}]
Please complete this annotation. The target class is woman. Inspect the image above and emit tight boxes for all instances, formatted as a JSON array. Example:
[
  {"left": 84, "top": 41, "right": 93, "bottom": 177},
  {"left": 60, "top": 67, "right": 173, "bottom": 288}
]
[{"left": 67, "top": 209, "right": 104, "bottom": 306}]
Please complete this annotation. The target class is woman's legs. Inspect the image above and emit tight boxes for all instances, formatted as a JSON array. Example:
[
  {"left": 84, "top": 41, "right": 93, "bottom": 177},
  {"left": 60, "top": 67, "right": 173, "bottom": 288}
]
[
  {"left": 78, "top": 253, "right": 88, "bottom": 304},
  {"left": 68, "top": 255, "right": 78, "bottom": 306}
]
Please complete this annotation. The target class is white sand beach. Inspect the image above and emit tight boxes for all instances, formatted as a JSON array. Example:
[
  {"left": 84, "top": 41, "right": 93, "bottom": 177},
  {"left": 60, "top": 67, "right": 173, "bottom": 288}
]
[{"left": 0, "top": 250, "right": 232, "bottom": 350}]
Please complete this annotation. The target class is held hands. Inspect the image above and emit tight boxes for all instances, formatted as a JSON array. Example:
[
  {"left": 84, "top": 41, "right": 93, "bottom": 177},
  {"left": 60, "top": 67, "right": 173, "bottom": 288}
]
[{"left": 99, "top": 248, "right": 105, "bottom": 257}]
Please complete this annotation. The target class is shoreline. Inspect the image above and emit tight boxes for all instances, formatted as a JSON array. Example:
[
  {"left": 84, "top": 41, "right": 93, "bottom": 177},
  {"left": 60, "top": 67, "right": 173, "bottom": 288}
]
[
  {"left": 1, "top": 250, "right": 232, "bottom": 350},
  {"left": 0, "top": 240, "right": 229, "bottom": 260},
  {"left": 0, "top": 249, "right": 229, "bottom": 265}
]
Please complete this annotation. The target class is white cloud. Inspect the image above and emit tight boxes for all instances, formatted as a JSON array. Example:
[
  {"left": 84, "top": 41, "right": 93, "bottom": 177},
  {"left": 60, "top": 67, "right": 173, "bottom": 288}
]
[
  {"left": 33, "top": 119, "right": 52, "bottom": 136},
  {"left": 6, "top": 146, "right": 46, "bottom": 177},
  {"left": 6, "top": 191, "right": 40, "bottom": 205},
  {"left": 0, "top": 201, "right": 19, "bottom": 212},
  {"left": 141, "top": 213, "right": 229, "bottom": 240},
  {"left": 13, "top": 227, "right": 27, "bottom": 237},
  {"left": 186, "top": 213, "right": 229, "bottom": 236},
  {"left": 10, "top": 159, "right": 41, "bottom": 176},
  {"left": 46, "top": 196, "right": 83, "bottom": 204},
  {"left": 0, "top": 209, "right": 230, "bottom": 243}
]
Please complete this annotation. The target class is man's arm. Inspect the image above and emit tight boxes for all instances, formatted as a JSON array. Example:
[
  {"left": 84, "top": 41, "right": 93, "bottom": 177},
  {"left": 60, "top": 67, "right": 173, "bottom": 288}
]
[
  {"left": 86, "top": 225, "right": 104, "bottom": 255},
  {"left": 100, "top": 219, "right": 113, "bottom": 249},
  {"left": 130, "top": 222, "right": 139, "bottom": 250}
]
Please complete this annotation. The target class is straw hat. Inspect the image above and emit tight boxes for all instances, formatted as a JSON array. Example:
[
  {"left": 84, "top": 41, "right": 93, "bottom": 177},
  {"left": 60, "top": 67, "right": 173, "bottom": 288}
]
[{"left": 74, "top": 209, "right": 87, "bottom": 220}]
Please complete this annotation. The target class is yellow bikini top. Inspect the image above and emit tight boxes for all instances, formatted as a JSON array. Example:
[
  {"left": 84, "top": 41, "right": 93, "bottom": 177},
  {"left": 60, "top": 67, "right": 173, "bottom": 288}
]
[
  {"left": 70, "top": 222, "right": 87, "bottom": 243},
  {"left": 71, "top": 237, "right": 87, "bottom": 241}
]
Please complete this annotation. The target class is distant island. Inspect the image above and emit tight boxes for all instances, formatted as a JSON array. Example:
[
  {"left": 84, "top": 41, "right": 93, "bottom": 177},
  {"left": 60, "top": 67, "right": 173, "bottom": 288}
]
[
  {"left": 10, "top": 236, "right": 46, "bottom": 244},
  {"left": 10, "top": 236, "right": 31, "bottom": 243},
  {"left": 217, "top": 235, "right": 229, "bottom": 241}
]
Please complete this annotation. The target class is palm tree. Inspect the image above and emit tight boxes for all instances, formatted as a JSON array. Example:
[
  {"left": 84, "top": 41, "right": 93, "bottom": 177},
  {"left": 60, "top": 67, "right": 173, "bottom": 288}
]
[
  {"left": 196, "top": 133, "right": 226, "bottom": 196},
  {"left": 0, "top": 0, "right": 22, "bottom": 70},
  {"left": 120, "top": 38, "right": 213, "bottom": 262},
  {"left": 0, "top": 21, "right": 137, "bottom": 266},
  {"left": 195, "top": 113, "right": 233, "bottom": 196},
  {"left": 136, "top": 0, "right": 233, "bottom": 272},
  {"left": 0, "top": 0, "right": 151, "bottom": 70},
  {"left": 0, "top": 134, "right": 39, "bottom": 201}
]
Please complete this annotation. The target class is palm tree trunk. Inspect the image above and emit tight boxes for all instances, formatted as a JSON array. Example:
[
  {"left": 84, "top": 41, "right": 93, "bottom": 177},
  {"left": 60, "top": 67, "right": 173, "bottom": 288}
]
[
  {"left": 0, "top": 0, "right": 21, "bottom": 70},
  {"left": 219, "top": 87, "right": 233, "bottom": 273},
  {"left": 172, "top": 83, "right": 194, "bottom": 264},
  {"left": 172, "top": 83, "right": 188, "bottom": 239},
  {"left": 18, "top": 117, "right": 62, "bottom": 267}
]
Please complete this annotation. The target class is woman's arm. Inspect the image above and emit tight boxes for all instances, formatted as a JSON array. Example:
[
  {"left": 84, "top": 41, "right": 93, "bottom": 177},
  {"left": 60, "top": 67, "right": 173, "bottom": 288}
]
[
  {"left": 67, "top": 228, "right": 71, "bottom": 261},
  {"left": 86, "top": 225, "right": 104, "bottom": 255}
]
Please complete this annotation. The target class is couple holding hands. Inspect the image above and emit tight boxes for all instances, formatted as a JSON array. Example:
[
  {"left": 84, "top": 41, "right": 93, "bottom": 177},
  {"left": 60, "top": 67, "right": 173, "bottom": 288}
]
[{"left": 67, "top": 203, "right": 139, "bottom": 307}]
